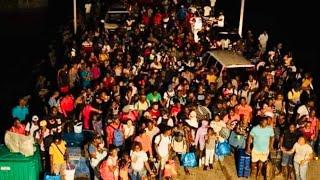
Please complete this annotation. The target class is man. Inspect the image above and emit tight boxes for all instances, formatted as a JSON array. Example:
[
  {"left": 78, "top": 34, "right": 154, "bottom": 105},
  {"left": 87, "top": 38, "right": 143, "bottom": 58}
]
[
  {"left": 88, "top": 134, "right": 107, "bottom": 179},
  {"left": 25, "top": 115, "right": 40, "bottom": 137},
  {"left": 296, "top": 99, "right": 314, "bottom": 120},
  {"left": 35, "top": 120, "right": 51, "bottom": 172},
  {"left": 154, "top": 127, "right": 172, "bottom": 178},
  {"left": 279, "top": 124, "right": 301, "bottom": 179},
  {"left": 49, "top": 134, "right": 68, "bottom": 180},
  {"left": 12, "top": 98, "right": 29, "bottom": 123},
  {"left": 258, "top": 31, "right": 269, "bottom": 54},
  {"left": 246, "top": 117, "right": 274, "bottom": 178}
]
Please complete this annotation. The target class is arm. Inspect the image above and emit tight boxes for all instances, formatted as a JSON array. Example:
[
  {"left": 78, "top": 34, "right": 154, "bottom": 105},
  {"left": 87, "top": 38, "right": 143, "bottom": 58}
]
[
  {"left": 246, "top": 135, "right": 253, "bottom": 154},
  {"left": 144, "top": 161, "right": 155, "bottom": 175},
  {"left": 194, "top": 129, "right": 200, "bottom": 147},
  {"left": 269, "top": 136, "right": 275, "bottom": 152},
  {"left": 279, "top": 135, "right": 285, "bottom": 151}
]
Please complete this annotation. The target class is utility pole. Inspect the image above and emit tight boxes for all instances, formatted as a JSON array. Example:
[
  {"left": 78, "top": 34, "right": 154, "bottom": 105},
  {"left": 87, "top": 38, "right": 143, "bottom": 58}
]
[
  {"left": 238, "top": 0, "right": 245, "bottom": 37},
  {"left": 73, "top": 0, "right": 77, "bottom": 34}
]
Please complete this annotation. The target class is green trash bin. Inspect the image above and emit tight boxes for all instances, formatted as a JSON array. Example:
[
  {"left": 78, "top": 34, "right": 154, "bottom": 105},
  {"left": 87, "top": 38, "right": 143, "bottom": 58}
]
[{"left": 0, "top": 145, "right": 42, "bottom": 180}]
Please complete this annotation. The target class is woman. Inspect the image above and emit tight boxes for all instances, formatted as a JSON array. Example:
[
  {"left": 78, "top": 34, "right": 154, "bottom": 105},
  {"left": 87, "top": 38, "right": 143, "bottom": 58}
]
[
  {"left": 100, "top": 147, "right": 119, "bottom": 180},
  {"left": 130, "top": 142, "right": 154, "bottom": 180},
  {"left": 287, "top": 136, "right": 313, "bottom": 180},
  {"left": 123, "top": 120, "right": 135, "bottom": 151}
]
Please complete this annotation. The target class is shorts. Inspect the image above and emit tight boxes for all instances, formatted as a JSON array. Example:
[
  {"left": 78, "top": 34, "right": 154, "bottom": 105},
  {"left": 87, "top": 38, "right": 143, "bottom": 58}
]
[
  {"left": 52, "top": 163, "right": 66, "bottom": 176},
  {"left": 132, "top": 168, "right": 147, "bottom": 178},
  {"left": 281, "top": 152, "right": 294, "bottom": 167},
  {"left": 251, "top": 149, "right": 269, "bottom": 163}
]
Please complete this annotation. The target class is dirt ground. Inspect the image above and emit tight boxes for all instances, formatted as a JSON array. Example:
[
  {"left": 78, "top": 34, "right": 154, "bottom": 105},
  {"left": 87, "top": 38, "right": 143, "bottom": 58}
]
[{"left": 175, "top": 154, "right": 320, "bottom": 180}]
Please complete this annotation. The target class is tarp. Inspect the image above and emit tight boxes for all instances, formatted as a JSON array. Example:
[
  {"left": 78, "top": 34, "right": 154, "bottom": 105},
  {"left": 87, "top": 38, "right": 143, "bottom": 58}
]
[{"left": 4, "top": 131, "right": 35, "bottom": 157}]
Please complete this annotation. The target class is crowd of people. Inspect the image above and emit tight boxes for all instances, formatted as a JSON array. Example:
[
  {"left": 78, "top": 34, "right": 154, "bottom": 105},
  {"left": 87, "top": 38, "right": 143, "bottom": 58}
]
[{"left": 5, "top": 0, "right": 319, "bottom": 180}]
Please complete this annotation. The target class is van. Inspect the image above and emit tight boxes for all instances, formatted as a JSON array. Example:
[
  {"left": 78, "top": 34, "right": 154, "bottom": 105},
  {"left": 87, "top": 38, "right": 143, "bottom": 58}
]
[
  {"left": 202, "top": 50, "right": 255, "bottom": 87},
  {"left": 104, "top": 2, "right": 129, "bottom": 31}
]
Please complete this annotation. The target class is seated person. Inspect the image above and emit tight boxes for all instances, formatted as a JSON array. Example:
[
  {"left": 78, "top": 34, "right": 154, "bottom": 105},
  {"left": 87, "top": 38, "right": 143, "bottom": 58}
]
[{"left": 10, "top": 118, "right": 26, "bottom": 135}]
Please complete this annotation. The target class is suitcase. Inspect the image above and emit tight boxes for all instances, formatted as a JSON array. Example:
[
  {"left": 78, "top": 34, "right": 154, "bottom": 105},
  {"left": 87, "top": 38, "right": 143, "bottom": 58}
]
[{"left": 236, "top": 149, "right": 251, "bottom": 178}]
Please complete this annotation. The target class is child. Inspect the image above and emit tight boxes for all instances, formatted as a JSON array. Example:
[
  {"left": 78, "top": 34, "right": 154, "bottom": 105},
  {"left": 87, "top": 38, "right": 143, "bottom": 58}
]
[
  {"left": 204, "top": 127, "right": 217, "bottom": 170},
  {"left": 163, "top": 154, "right": 178, "bottom": 179},
  {"left": 119, "top": 158, "right": 129, "bottom": 180}
]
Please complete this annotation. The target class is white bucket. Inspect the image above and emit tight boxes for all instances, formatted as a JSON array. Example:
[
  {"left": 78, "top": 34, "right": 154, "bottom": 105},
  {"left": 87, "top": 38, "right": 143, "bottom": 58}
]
[
  {"left": 74, "top": 122, "right": 83, "bottom": 133},
  {"left": 65, "top": 168, "right": 75, "bottom": 180},
  {"left": 65, "top": 163, "right": 76, "bottom": 180}
]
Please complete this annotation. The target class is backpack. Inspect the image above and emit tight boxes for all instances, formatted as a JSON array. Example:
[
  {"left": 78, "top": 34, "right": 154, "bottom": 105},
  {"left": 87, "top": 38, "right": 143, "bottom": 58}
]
[{"left": 112, "top": 126, "right": 124, "bottom": 147}]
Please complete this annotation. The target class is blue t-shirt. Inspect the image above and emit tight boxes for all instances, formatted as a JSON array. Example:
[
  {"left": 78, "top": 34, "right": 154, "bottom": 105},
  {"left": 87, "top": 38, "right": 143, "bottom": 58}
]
[
  {"left": 250, "top": 125, "right": 274, "bottom": 152},
  {"left": 12, "top": 106, "right": 29, "bottom": 121}
]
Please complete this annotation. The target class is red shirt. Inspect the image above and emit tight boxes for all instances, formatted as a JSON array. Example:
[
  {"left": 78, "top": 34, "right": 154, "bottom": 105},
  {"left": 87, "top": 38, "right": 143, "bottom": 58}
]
[
  {"left": 148, "top": 109, "right": 161, "bottom": 120},
  {"left": 119, "top": 111, "right": 139, "bottom": 122},
  {"left": 10, "top": 125, "right": 26, "bottom": 135},
  {"left": 106, "top": 123, "right": 123, "bottom": 146}
]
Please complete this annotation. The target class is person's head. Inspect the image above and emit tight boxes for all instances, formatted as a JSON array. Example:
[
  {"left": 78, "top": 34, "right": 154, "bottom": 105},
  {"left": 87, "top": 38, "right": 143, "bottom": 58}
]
[
  {"left": 13, "top": 118, "right": 21, "bottom": 127},
  {"left": 288, "top": 123, "right": 296, "bottom": 133},
  {"left": 51, "top": 106, "right": 59, "bottom": 115},
  {"left": 109, "top": 147, "right": 118, "bottom": 157},
  {"left": 32, "top": 115, "right": 39, "bottom": 123},
  {"left": 139, "top": 94, "right": 146, "bottom": 101},
  {"left": 297, "top": 136, "right": 307, "bottom": 145},
  {"left": 214, "top": 114, "right": 220, "bottom": 122},
  {"left": 146, "top": 120, "right": 154, "bottom": 129},
  {"left": 207, "top": 127, "right": 214, "bottom": 135},
  {"left": 310, "top": 109, "right": 316, "bottom": 117},
  {"left": 152, "top": 89, "right": 158, "bottom": 96},
  {"left": 305, "top": 121, "right": 311, "bottom": 129},
  {"left": 18, "top": 98, "right": 26, "bottom": 106},
  {"left": 53, "top": 91, "right": 60, "bottom": 98},
  {"left": 132, "top": 141, "right": 143, "bottom": 152},
  {"left": 228, "top": 109, "right": 235, "bottom": 116},
  {"left": 259, "top": 117, "right": 268, "bottom": 127},
  {"left": 127, "top": 120, "right": 133, "bottom": 127},
  {"left": 113, "top": 115, "right": 120, "bottom": 124},
  {"left": 307, "top": 99, "right": 315, "bottom": 108},
  {"left": 276, "top": 93, "right": 284, "bottom": 100},
  {"left": 39, "top": 120, "right": 47, "bottom": 129},
  {"left": 240, "top": 97, "right": 247, "bottom": 105},
  {"left": 163, "top": 126, "right": 172, "bottom": 136},
  {"left": 53, "top": 134, "right": 62, "bottom": 144},
  {"left": 152, "top": 103, "right": 159, "bottom": 110}
]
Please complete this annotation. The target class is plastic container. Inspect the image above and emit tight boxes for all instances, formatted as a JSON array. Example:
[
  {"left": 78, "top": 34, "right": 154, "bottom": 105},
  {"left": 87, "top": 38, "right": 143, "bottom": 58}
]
[
  {"left": 74, "top": 122, "right": 83, "bottom": 133},
  {"left": 0, "top": 145, "right": 41, "bottom": 180},
  {"left": 65, "top": 163, "right": 76, "bottom": 180}
]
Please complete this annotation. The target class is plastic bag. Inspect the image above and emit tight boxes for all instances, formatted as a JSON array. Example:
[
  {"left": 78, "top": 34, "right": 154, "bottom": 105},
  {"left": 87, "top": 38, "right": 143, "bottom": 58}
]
[
  {"left": 216, "top": 141, "right": 231, "bottom": 156},
  {"left": 4, "top": 131, "right": 35, "bottom": 156},
  {"left": 181, "top": 152, "right": 198, "bottom": 167},
  {"left": 44, "top": 173, "right": 61, "bottom": 180}
]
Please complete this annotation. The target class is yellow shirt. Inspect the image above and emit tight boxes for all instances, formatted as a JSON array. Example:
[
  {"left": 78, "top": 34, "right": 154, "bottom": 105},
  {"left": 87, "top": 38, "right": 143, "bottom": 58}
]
[
  {"left": 49, "top": 141, "right": 67, "bottom": 165},
  {"left": 302, "top": 79, "right": 311, "bottom": 89},
  {"left": 207, "top": 74, "right": 217, "bottom": 84},
  {"left": 288, "top": 90, "right": 301, "bottom": 102}
]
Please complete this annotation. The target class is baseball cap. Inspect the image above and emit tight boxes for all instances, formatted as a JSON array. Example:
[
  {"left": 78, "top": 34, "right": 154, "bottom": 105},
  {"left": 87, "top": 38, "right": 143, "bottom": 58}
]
[
  {"left": 39, "top": 120, "right": 47, "bottom": 127},
  {"left": 32, "top": 115, "right": 39, "bottom": 121}
]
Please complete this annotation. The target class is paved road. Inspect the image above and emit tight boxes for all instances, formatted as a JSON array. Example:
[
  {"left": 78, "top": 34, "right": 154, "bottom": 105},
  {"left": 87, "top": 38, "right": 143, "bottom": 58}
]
[{"left": 176, "top": 155, "right": 320, "bottom": 180}]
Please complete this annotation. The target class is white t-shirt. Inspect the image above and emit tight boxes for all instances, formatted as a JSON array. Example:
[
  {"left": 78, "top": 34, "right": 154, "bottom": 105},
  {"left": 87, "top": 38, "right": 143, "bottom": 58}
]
[
  {"left": 154, "top": 134, "right": 171, "bottom": 157},
  {"left": 85, "top": 3, "right": 92, "bottom": 14},
  {"left": 204, "top": 6, "right": 212, "bottom": 17},
  {"left": 292, "top": 143, "right": 313, "bottom": 163},
  {"left": 258, "top": 33, "right": 268, "bottom": 46},
  {"left": 297, "top": 105, "right": 309, "bottom": 119},
  {"left": 131, "top": 151, "right": 148, "bottom": 171},
  {"left": 25, "top": 122, "right": 39, "bottom": 137},
  {"left": 123, "top": 125, "right": 135, "bottom": 139},
  {"left": 217, "top": 15, "right": 225, "bottom": 27}
]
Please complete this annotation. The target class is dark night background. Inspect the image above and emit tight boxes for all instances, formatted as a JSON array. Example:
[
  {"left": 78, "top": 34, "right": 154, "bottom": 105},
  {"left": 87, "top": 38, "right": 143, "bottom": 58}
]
[{"left": 0, "top": 0, "right": 319, "bottom": 141}]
